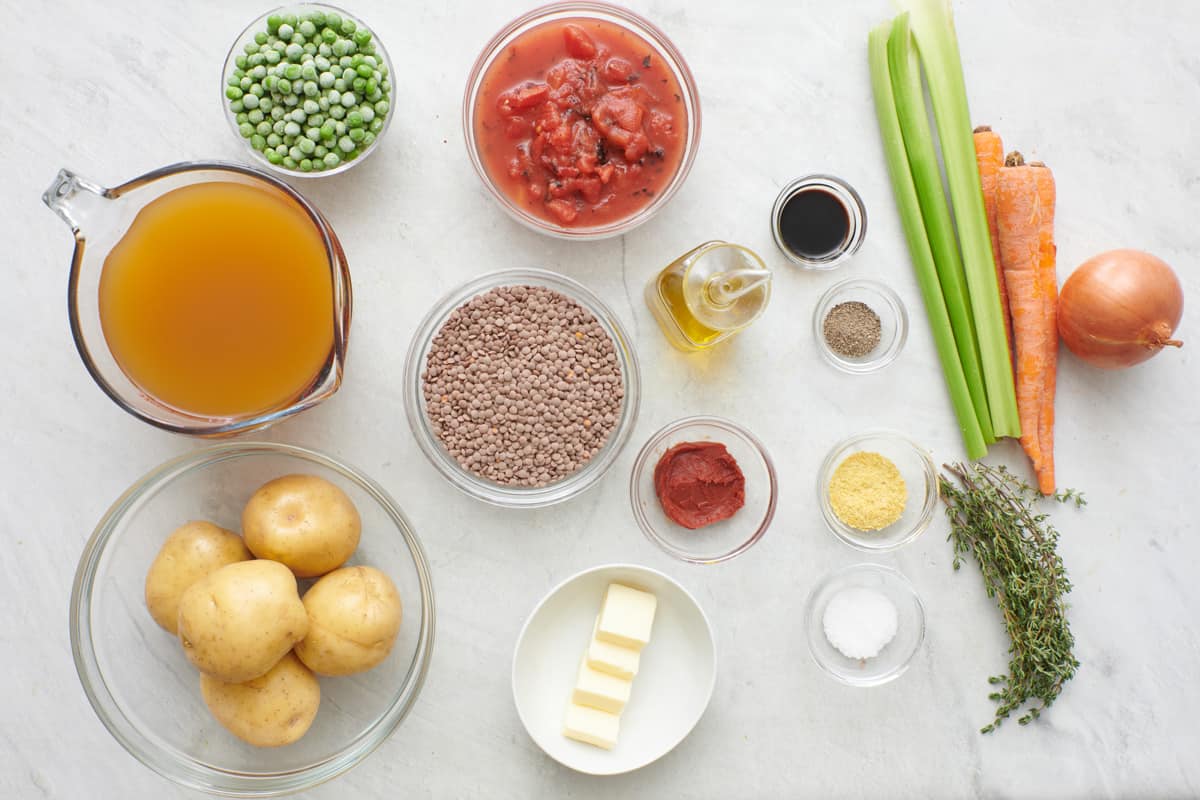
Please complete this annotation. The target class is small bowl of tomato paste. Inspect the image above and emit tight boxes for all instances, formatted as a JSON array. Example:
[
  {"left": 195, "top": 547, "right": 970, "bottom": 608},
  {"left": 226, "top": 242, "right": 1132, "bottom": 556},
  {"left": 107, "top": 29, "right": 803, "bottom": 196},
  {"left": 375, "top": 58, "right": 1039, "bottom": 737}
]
[{"left": 464, "top": 2, "right": 701, "bottom": 238}]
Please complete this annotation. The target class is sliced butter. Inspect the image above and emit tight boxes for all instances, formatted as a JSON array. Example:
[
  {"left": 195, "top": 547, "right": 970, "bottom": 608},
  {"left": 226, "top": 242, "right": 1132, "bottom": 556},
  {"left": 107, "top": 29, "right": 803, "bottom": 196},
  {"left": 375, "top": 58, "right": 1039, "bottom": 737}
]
[
  {"left": 587, "top": 615, "right": 640, "bottom": 680},
  {"left": 573, "top": 657, "right": 632, "bottom": 714},
  {"left": 563, "top": 702, "right": 620, "bottom": 750},
  {"left": 596, "top": 583, "right": 657, "bottom": 651}
]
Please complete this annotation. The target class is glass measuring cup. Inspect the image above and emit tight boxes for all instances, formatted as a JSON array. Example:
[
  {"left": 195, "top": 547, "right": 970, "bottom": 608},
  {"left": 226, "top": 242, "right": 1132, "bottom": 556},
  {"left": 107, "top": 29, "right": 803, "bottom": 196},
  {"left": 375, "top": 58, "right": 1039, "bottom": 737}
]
[{"left": 43, "top": 161, "right": 352, "bottom": 436}]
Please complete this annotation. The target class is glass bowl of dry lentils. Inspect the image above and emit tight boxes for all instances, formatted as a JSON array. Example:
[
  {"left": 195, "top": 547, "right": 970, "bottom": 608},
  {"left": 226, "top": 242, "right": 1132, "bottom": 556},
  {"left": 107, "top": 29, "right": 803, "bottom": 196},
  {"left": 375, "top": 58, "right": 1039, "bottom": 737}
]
[{"left": 403, "top": 268, "right": 641, "bottom": 508}]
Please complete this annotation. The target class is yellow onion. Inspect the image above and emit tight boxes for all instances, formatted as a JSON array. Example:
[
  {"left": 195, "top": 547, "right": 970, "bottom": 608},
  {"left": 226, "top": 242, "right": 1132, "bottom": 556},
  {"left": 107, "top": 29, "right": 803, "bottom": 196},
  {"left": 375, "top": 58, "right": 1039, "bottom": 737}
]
[{"left": 1057, "top": 249, "right": 1183, "bottom": 369}]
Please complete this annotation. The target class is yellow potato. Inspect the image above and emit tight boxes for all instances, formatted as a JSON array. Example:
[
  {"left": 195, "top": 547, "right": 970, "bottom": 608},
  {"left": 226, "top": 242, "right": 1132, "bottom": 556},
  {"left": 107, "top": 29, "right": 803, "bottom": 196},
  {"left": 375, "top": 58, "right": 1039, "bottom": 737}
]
[
  {"left": 242, "top": 474, "right": 361, "bottom": 578},
  {"left": 295, "top": 566, "right": 403, "bottom": 676},
  {"left": 144, "top": 521, "right": 251, "bottom": 634},
  {"left": 200, "top": 652, "right": 320, "bottom": 748},
  {"left": 177, "top": 560, "right": 308, "bottom": 683}
]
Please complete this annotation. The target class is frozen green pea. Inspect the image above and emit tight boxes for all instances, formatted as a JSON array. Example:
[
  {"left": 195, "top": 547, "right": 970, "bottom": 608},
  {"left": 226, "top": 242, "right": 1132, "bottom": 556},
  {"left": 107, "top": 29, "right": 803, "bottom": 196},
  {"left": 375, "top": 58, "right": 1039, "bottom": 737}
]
[
  {"left": 248, "top": 108, "right": 265, "bottom": 124},
  {"left": 303, "top": 99, "right": 320, "bottom": 114},
  {"left": 273, "top": 120, "right": 287, "bottom": 135},
  {"left": 309, "top": 112, "right": 325, "bottom": 126},
  {"left": 334, "top": 78, "right": 346, "bottom": 92},
  {"left": 346, "top": 110, "right": 363, "bottom": 128},
  {"left": 288, "top": 145, "right": 303, "bottom": 161},
  {"left": 298, "top": 20, "right": 316, "bottom": 37},
  {"left": 319, "top": 71, "right": 336, "bottom": 88},
  {"left": 283, "top": 156, "right": 297, "bottom": 169},
  {"left": 284, "top": 121, "right": 302, "bottom": 136},
  {"left": 340, "top": 17, "right": 356, "bottom": 34},
  {"left": 277, "top": 78, "right": 292, "bottom": 94},
  {"left": 360, "top": 105, "right": 375, "bottom": 123},
  {"left": 318, "top": 42, "right": 333, "bottom": 57},
  {"left": 356, "top": 64, "right": 373, "bottom": 79},
  {"left": 270, "top": 105, "right": 285, "bottom": 120},
  {"left": 362, "top": 131, "right": 375, "bottom": 146},
  {"left": 243, "top": 93, "right": 260, "bottom": 109},
  {"left": 369, "top": 117, "right": 384, "bottom": 133},
  {"left": 323, "top": 152, "right": 340, "bottom": 167},
  {"left": 240, "top": 76, "right": 252, "bottom": 90},
  {"left": 235, "top": 54, "right": 248, "bottom": 69},
  {"left": 299, "top": 158, "right": 313, "bottom": 172},
  {"left": 322, "top": 27, "right": 338, "bottom": 44},
  {"left": 243, "top": 41, "right": 259, "bottom": 55},
  {"left": 337, "top": 135, "right": 355, "bottom": 153},
  {"left": 249, "top": 52, "right": 266, "bottom": 67},
  {"left": 308, "top": 10, "right": 326, "bottom": 26},
  {"left": 235, "top": 111, "right": 249, "bottom": 124},
  {"left": 315, "top": 55, "right": 331, "bottom": 71},
  {"left": 335, "top": 121, "right": 346, "bottom": 136},
  {"left": 329, "top": 104, "right": 345, "bottom": 119},
  {"left": 348, "top": 127, "right": 365, "bottom": 143},
  {"left": 254, "top": 31, "right": 268, "bottom": 45},
  {"left": 314, "top": 144, "right": 328, "bottom": 158},
  {"left": 250, "top": 83, "right": 265, "bottom": 96},
  {"left": 276, "top": 143, "right": 289, "bottom": 156},
  {"left": 354, "top": 29, "right": 371, "bottom": 46},
  {"left": 363, "top": 55, "right": 377, "bottom": 68},
  {"left": 305, "top": 126, "right": 321, "bottom": 141},
  {"left": 365, "top": 80, "right": 378, "bottom": 99},
  {"left": 266, "top": 149, "right": 283, "bottom": 164},
  {"left": 300, "top": 63, "right": 317, "bottom": 81},
  {"left": 283, "top": 94, "right": 299, "bottom": 106},
  {"left": 381, "top": 78, "right": 391, "bottom": 92},
  {"left": 266, "top": 13, "right": 282, "bottom": 32},
  {"left": 250, "top": 133, "right": 266, "bottom": 150},
  {"left": 374, "top": 99, "right": 388, "bottom": 116},
  {"left": 290, "top": 108, "right": 307, "bottom": 123},
  {"left": 303, "top": 81, "right": 319, "bottom": 97},
  {"left": 259, "top": 96, "right": 273, "bottom": 111},
  {"left": 303, "top": 43, "right": 317, "bottom": 55},
  {"left": 250, "top": 65, "right": 267, "bottom": 80},
  {"left": 338, "top": 55, "right": 352, "bottom": 69},
  {"left": 238, "top": 122, "right": 254, "bottom": 138},
  {"left": 352, "top": 77, "right": 366, "bottom": 94},
  {"left": 342, "top": 66, "right": 356, "bottom": 82},
  {"left": 257, "top": 120, "right": 273, "bottom": 136},
  {"left": 227, "top": 73, "right": 242, "bottom": 87},
  {"left": 277, "top": 23, "right": 294, "bottom": 39},
  {"left": 320, "top": 122, "right": 336, "bottom": 140},
  {"left": 284, "top": 63, "right": 302, "bottom": 80},
  {"left": 360, "top": 42, "right": 375, "bottom": 56},
  {"left": 291, "top": 33, "right": 306, "bottom": 47},
  {"left": 318, "top": 96, "right": 331, "bottom": 111},
  {"left": 264, "top": 49, "right": 281, "bottom": 64},
  {"left": 286, "top": 42, "right": 303, "bottom": 61},
  {"left": 267, "top": 132, "right": 282, "bottom": 147},
  {"left": 350, "top": 54, "right": 364, "bottom": 68},
  {"left": 324, "top": 12, "right": 341, "bottom": 28},
  {"left": 341, "top": 92, "right": 357, "bottom": 107},
  {"left": 298, "top": 137, "right": 316, "bottom": 154},
  {"left": 331, "top": 39, "right": 349, "bottom": 57}
]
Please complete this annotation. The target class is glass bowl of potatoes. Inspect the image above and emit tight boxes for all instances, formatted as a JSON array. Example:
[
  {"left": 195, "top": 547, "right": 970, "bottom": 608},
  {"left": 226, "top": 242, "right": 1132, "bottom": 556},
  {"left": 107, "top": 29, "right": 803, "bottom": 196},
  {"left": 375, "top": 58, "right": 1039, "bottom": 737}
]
[{"left": 69, "top": 441, "right": 435, "bottom": 796}]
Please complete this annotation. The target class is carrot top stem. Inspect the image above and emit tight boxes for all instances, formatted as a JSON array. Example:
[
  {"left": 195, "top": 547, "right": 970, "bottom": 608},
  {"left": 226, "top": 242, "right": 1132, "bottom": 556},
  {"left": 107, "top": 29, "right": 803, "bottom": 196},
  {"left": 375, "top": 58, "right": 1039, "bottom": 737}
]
[{"left": 1005, "top": 151, "right": 1026, "bottom": 167}]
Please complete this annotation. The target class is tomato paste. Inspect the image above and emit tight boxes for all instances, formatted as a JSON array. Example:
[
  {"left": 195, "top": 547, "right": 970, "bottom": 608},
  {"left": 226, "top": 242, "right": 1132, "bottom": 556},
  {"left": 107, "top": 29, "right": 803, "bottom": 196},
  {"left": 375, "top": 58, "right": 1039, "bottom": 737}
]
[
  {"left": 653, "top": 441, "right": 746, "bottom": 530},
  {"left": 474, "top": 18, "right": 688, "bottom": 228}
]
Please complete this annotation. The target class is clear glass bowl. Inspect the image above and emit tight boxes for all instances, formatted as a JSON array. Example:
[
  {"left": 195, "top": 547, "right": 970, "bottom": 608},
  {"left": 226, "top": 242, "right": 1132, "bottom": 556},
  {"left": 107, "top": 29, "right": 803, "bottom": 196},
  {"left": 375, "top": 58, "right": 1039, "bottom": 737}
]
[
  {"left": 816, "top": 431, "right": 938, "bottom": 552},
  {"left": 813, "top": 278, "right": 908, "bottom": 374},
  {"left": 462, "top": 1, "right": 702, "bottom": 239},
  {"left": 403, "top": 268, "right": 641, "bottom": 508},
  {"left": 771, "top": 174, "right": 867, "bottom": 269},
  {"left": 629, "top": 416, "right": 777, "bottom": 564},
  {"left": 69, "top": 442, "right": 435, "bottom": 797},
  {"left": 221, "top": 4, "right": 395, "bottom": 179},
  {"left": 804, "top": 563, "right": 925, "bottom": 687}
]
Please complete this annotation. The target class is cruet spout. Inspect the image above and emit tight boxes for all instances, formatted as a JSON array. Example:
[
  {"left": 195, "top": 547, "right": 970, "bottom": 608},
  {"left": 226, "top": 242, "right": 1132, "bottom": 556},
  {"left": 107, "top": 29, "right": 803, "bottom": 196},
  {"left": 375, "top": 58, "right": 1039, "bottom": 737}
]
[
  {"left": 43, "top": 169, "right": 111, "bottom": 235},
  {"left": 704, "top": 268, "right": 773, "bottom": 307}
]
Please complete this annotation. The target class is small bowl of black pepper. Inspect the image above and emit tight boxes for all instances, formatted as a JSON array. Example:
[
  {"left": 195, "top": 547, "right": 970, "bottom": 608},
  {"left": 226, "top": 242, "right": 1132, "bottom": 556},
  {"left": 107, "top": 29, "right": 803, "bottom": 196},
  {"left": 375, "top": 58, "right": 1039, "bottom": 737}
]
[{"left": 813, "top": 279, "right": 908, "bottom": 374}]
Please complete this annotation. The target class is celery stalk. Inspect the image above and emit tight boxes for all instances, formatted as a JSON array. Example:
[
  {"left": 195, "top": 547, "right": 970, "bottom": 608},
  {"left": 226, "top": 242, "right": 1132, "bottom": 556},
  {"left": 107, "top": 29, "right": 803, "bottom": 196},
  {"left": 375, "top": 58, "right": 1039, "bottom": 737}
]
[
  {"left": 887, "top": 14, "right": 994, "bottom": 444},
  {"left": 900, "top": 0, "right": 1021, "bottom": 438},
  {"left": 868, "top": 21, "right": 987, "bottom": 459}
]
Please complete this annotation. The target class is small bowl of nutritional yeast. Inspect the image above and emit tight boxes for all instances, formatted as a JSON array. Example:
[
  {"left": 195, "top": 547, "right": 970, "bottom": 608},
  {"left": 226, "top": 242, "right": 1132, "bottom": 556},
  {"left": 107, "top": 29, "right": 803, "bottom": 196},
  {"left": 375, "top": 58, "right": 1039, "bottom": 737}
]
[
  {"left": 817, "top": 431, "right": 937, "bottom": 552},
  {"left": 403, "top": 268, "right": 641, "bottom": 508},
  {"left": 813, "top": 279, "right": 908, "bottom": 374}
]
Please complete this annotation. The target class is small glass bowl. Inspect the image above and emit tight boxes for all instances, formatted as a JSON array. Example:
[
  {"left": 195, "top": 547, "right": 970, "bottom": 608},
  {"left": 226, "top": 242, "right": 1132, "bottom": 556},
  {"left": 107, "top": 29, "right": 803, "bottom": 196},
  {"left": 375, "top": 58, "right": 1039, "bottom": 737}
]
[
  {"left": 771, "top": 175, "right": 867, "bottom": 269},
  {"left": 817, "top": 431, "right": 938, "bottom": 552},
  {"left": 462, "top": 1, "right": 702, "bottom": 239},
  {"left": 221, "top": 4, "right": 395, "bottom": 179},
  {"left": 813, "top": 278, "right": 908, "bottom": 374},
  {"left": 69, "top": 442, "right": 435, "bottom": 797},
  {"left": 403, "top": 268, "right": 641, "bottom": 508},
  {"left": 804, "top": 563, "right": 925, "bottom": 687},
  {"left": 630, "top": 416, "right": 777, "bottom": 564}
]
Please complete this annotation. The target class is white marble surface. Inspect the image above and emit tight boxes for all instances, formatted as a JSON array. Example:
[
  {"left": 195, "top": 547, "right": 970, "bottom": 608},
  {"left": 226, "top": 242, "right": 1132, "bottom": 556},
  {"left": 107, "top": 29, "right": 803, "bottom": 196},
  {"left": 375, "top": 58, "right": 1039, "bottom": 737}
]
[{"left": 3, "top": 0, "right": 1199, "bottom": 797}]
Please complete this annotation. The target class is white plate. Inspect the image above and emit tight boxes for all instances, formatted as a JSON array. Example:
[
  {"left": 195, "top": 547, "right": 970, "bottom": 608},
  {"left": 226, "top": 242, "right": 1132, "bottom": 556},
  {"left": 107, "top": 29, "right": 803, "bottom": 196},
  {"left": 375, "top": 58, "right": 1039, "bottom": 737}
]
[{"left": 512, "top": 564, "right": 716, "bottom": 775}]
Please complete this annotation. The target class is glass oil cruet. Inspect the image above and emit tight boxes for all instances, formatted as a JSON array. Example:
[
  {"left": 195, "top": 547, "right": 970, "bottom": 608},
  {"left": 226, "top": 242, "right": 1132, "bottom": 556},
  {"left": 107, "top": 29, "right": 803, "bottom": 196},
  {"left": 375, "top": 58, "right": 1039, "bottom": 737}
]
[
  {"left": 42, "top": 161, "right": 352, "bottom": 436},
  {"left": 645, "top": 241, "right": 772, "bottom": 351}
]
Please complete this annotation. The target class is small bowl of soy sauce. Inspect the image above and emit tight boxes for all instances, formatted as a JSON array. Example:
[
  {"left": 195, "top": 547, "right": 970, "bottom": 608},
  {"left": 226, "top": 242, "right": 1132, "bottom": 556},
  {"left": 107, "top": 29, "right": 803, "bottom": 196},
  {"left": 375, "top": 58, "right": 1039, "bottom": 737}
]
[{"left": 771, "top": 175, "right": 867, "bottom": 270}]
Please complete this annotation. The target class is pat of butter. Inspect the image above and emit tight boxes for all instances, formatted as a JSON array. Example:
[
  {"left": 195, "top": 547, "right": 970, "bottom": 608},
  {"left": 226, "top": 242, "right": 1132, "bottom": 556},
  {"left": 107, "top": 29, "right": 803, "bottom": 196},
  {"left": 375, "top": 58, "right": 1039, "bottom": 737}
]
[
  {"left": 596, "top": 583, "right": 657, "bottom": 651},
  {"left": 573, "top": 657, "right": 632, "bottom": 714},
  {"left": 587, "top": 615, "right": 640, "bottom": 680},
  {"left": 563, "top": 702, "right": 620, "bottom": 750}
]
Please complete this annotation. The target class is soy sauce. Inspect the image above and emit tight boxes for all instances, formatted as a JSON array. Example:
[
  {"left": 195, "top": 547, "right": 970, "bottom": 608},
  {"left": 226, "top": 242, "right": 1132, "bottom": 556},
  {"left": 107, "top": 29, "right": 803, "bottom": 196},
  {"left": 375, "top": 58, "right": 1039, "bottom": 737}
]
[{"left": 777, "top": 187, "right": 851, "bottom": 260}]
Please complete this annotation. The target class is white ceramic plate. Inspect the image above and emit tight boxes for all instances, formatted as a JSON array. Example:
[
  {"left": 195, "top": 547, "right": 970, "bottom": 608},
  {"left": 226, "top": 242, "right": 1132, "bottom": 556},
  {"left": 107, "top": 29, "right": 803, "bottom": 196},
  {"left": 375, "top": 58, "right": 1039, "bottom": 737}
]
[{"left": 512, "top": 564, "right": 716, "bottom": 775}]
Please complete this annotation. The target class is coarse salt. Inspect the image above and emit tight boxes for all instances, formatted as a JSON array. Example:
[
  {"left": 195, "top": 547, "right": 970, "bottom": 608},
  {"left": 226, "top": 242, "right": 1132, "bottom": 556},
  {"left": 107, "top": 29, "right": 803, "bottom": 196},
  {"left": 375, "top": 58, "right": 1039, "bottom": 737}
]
[{"left": 822, "top": 586, "right": 898, "bottom": 660}]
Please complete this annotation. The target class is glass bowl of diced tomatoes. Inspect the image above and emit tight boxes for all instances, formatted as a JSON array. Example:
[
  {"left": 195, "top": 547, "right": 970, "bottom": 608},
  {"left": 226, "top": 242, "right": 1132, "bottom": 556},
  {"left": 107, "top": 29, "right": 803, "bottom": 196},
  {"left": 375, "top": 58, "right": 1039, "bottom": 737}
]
[{"left": 463, "top": 2, "right": 702, "bottom": 239}]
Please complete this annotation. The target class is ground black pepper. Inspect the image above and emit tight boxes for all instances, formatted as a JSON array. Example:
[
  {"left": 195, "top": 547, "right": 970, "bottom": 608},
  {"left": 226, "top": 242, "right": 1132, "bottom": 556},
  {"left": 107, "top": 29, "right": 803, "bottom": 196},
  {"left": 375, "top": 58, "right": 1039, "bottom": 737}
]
[{"left": 823, "top": 301, "right": 882, "bottom": 358}]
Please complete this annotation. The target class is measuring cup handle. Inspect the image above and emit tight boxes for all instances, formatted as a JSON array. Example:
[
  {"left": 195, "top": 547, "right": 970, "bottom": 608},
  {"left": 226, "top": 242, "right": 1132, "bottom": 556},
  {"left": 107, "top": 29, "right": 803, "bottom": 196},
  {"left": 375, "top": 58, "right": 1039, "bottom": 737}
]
[{"left": 42, "top": 169, "right": 110, "bottom": 234}]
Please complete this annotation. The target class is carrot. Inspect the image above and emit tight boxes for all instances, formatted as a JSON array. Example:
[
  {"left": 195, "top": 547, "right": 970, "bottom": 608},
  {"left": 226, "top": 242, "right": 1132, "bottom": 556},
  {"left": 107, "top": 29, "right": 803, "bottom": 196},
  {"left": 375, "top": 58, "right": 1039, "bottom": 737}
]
[
  {"left": 996, "top": 151, "right": 1044, "bottom": 474},
  {"left": 1032, "top": 162, "right": 1057, "bottom": 494},
  {"left": 974, "top": 126, "right": 1013, "bottom": 356}
]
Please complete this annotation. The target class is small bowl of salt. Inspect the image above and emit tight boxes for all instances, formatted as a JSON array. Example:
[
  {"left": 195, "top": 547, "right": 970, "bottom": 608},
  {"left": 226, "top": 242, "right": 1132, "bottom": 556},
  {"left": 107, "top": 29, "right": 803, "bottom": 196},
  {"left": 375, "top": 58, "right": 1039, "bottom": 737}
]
[{"left": 804, "top": 563, "right": 925, "bottom": 687}]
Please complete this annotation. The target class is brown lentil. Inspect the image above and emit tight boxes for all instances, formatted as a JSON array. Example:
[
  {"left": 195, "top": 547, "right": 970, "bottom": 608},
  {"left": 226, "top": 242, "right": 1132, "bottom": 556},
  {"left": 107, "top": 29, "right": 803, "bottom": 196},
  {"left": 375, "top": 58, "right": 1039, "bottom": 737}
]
[
  {"left": 421, "top": 285, "right": 625, "bottom": 488},
  {"left": 823, "top": 301, "right": 882, "bottom": 358}
]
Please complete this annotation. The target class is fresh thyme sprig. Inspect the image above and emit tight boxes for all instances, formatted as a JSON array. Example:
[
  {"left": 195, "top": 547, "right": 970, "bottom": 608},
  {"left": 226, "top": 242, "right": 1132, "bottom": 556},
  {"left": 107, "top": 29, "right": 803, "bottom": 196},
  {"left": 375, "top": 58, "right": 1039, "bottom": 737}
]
[{"left": 940, "top": 462, "right": 1083, "bottom": 733}]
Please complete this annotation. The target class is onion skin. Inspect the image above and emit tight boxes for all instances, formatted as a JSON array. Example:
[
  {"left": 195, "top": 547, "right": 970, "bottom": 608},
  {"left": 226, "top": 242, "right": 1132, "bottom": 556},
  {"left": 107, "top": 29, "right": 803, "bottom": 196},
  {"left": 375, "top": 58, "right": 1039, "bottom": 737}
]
[{"left": 1057, "top": 249, "right": 1183, "bottom": 369}]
